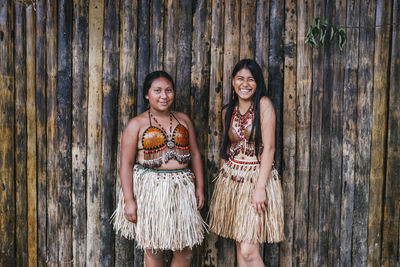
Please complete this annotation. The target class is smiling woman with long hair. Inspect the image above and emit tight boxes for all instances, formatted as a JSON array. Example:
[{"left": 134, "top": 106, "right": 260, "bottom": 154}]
[{"left": 209, "top": 59, "right": 284, "bottom": 266}]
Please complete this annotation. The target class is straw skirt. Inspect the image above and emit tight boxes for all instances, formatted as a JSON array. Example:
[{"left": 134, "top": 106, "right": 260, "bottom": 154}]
[
  {"left": 112, "top": 165, "right": 206, "bottom": 251},
  {"left": 209, "top": 159, "right": 284, "bottom": 243}
]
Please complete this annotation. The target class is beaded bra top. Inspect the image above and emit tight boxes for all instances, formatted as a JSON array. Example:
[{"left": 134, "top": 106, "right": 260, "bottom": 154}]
[
  {"left": 228, "top": 104, "right": 262, "bottom": 157},
  {"left": 138, "top": 111, "right": 191, "bottom": 168}
]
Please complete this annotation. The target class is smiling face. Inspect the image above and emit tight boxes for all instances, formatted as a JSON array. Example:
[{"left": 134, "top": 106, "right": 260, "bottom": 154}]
[
  {"left": 232, "top": 68, "right": 257, "bottom": 102},
  {"left": 145, "top": 77, "right": 174, "bottom": 112}
]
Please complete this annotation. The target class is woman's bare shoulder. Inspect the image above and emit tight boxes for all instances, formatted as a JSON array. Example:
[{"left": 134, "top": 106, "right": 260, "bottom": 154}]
[{"left": 124, "top": 111, "right": 149, "bottom": 135}]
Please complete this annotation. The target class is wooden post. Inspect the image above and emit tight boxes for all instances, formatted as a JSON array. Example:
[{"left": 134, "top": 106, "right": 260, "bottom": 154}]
[
  {"left": 35, "top": 1, "right": 47, "bottom": 265},
  {"left": 327, "top": 1, "right": 345, "bottom": 266},
  {"left": 352, "top": 2, "right": 376, "bottom": 266},
  {"left": 264, "top": 1, "right": 284, "bottom": 265},
  {"left": 72, "top": 0, "right": 89, "bottom": 266},
  {"left": 294, "top": 0, "right": 312, "bottom": 265},
  {"left": 204, "top": 0, "right": 224, "bottom": 266},
  {"left": 239, "top": 0, "right": 255, "bottom": 59},
  {"left": 100, "top": 0, "right": 119, "bottom": 264},
  {"left": 15, "top": 3, "right": 28, "bottom": 267},
  {"left": 222, "top": 0, "right": 240, "bottom": 106},
  {"left": 26, "top": 5, "right": 37, "bottom": 267},
  {"left": 280, "top": 0, "right": 296, "bottom": 265},
  {"left": 381, "top": 1, "right": 400, "bottom": 265},
  {"left": 191, "top": 1, "right": 211, "bottom": 264},
  {"left": 149, "top": 0, "right": 164, "bottom": 72},
  {"left": 163, "top": 0, "right": 178, "bottom": 84},
  {"left": 116, "top": 0, "right": 137, "bottom": 264},
  {"left": 46, "top": 0, "right": 58, "bottom": 265},
  {"left": 340, "top": 1, "right": 359, "bottom": 266},
  {"left": 137, "top": 0, "right": 150, "bottom": 114},
  {"left": 57, "top": 1, "right": 73, "bottom": 265},
  {"left": 368, "top": 0, "right": 392, "bottom": 265},
  {"left": 307, "top": 1, "right": 325, "bottom": 266},
  {"left": 87, "top": 0, "right": 103, "bottom": 264},
  {"left": 0, "top": 0, "right": 15, "bottom": 265},
  {"left": 255, "top": 0, "right": 270, "bottom": 89},
  {"left": 175, "top": 0, "right": 193, "bottom": 114}
]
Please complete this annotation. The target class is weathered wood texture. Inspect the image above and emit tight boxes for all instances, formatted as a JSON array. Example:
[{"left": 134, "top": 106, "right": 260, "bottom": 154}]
[{"left": 2, "top": 0, "right": 399, "bottom": 266}]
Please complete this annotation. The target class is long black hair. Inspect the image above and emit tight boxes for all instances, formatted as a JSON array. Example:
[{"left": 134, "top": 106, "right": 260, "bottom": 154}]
[
  {"left": 220, "top": 59, "right": 268, "bottom": 160},
  {"left": 143, "top": 70, "right": 175, "bottom": 102}
]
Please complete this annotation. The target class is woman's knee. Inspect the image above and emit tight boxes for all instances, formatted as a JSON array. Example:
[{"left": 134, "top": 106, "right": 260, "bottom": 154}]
[
  {"left": 237, "top": 243, "right": 260, "bottom": 262},
  {"left": 173, "top": 247, "right": 193, "bottom": 262},
  {"left": 145, "top": 249, "right": 163, "bottom": 261}
]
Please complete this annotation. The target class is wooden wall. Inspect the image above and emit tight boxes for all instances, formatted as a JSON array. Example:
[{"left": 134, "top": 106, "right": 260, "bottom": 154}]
[{"left": 0, "top": 0, "right": 399, "bottom": 266}]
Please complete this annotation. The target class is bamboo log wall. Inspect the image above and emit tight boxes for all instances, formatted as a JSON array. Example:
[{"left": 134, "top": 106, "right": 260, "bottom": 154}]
[{"left": 1, "top": 0, "right": 399, "bottom": 266}]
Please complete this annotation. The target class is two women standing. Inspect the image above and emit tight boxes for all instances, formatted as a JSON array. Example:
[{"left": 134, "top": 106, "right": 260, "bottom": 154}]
[{"left": 113, "top": 59, "right": 284, "bottom": 267}]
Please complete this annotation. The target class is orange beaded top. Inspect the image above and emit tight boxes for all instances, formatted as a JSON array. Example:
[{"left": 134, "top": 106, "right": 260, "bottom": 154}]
[{"left": 139, "top": 111, "right": 191, "bottom": 168}]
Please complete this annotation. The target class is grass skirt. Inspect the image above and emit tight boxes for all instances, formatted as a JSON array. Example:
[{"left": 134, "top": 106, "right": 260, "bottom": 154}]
[
  {"left": 112, "top": 165, "right": 206, "bottom": 251},
  {"left": 209, "top": 159, "right": 284, "bottom": 243}
]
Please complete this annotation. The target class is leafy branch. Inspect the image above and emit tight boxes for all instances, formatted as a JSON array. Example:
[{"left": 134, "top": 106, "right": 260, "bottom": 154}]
[{"left": 305, "top": 18, "right": 346, "bottom": 51}]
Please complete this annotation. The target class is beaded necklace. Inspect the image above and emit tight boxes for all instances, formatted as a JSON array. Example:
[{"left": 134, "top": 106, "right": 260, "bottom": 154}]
[{"left": 149, "top": 111, "right": 175, "bottom": 149}]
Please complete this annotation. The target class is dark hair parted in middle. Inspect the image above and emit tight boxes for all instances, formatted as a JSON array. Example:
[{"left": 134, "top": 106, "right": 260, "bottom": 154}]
[
  {"left": 220, "top": 59, "right": 268, "bottom": 160},
  {"left": 143, "top": 70, "right": 175, "bottom": 101}
]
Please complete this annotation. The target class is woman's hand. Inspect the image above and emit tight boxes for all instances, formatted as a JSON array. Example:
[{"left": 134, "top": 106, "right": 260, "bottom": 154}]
[
  {"left": 252, "top": 186, "right": 267, "bottom": 216},
  {"left": 195, "top": 187, "right": 205, "bottom": 210},
  {"left": 124, "top": 199, "right": 138, "bottom": 223}
]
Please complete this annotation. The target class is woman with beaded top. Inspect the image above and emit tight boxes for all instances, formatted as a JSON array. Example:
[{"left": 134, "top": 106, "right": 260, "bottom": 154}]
[
  {"left": 209, "top": 59, "right": 284, "bottom": 266},
  {"left": 112, "top": 71, "right": 206, "bottom": 267}
]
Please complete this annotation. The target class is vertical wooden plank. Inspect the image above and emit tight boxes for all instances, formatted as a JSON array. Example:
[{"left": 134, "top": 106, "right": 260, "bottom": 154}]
[
  {"left": 367, "top": 0, "right": 392, "bottom": 266},
  {"left": 191, "top": 0, "right": 211, "bottom": 153},
  {"left": 46, "top": 0, "right": 58, "bottom": 264},
  {"left": 135, "top": 2, "right": 148, "bottom": 264},
  {"left": 35, "top": 1, "right": 47, "bottom": 265},
  {"left": 280, "top": 0, "right": 296, "bottom": 266},
  {"left": 204, "top": 1, "right": 224, "bottom": 266},
  {"left": 255, "top": 0, "right": 270, "bottom": 89},
  {"left": 220, "top": 0, "right": 240, "bottom": 264},
  {"left": 191, "top": 1, "right": 211, "bottom": 264},
  {"left": 137, "top": 0, "right": 150, "bottom": 114},
  {"left": 352, "top": 2, "right": 375, "bottom": 266},
  {"left": 116, "top": 0, "right": 137, "bottom": 264},
  {"left": 318, "top": 1, "right": 335, "bottom": 264},
  {"left": 307, "top": 1, "right": 324, "bottom": 266},
  {"left": 222, "top": 0, "right": 240, "bottom": 105},
  {"left": 101, "top": 0, "right": 119, "bottom": 264},
  {"left": 328, "top": 1, "right": 346, "bottom": 266},
  {"left": 190, "top": 3, "right": 212, "bottom": 266},
  {"left": 149, "top": 0, "right": 164, "bottom": 72},
  {"left": 239, "top": 0, "right": 255, "bottom": 59},
  {"left": 15, "top": 3, "right": 28, "bottom": 267},
  {"left": 381, "top": 1, "right": 400, "bottom": 265},
  {"left": 72, "top": 0, "right": 89, "bottom": 266},
  {"left": 57, "top": 0, "right": 73, "bottom": 265},
  {"left": 163, "top": 0, "right": 178, "bottom": 83},
  {"left": 264, "top": 1, "right": 284, "bottom": 265},
  {"left": 340, "top": 1, "right": 359, "bottom": 266},
  {"left": 26, "top": 5, "right": 37, "bottom": 267},
  {"left": 0, "top": 0, "right": 15, "bottom": 265},
  {"left": 294, "top": 0, "right": 312, "bottom": 266},
  {"left": 175, "top": 0, "right": 193, "bottom": 114},
  {"left": 87, "top": 0, "right": 103, "bottom": 264}
]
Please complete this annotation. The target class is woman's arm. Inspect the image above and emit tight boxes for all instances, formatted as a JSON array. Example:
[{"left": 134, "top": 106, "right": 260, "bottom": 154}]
[
  {"left": 120, "top": 118, "right": 139, "bottom": 222},
  {"left": 219, "top": 108, "right": 227, "bottom": 168},
  {"left": 182, "top": 113, "right": 205, "bottom": 210},
  {"left": 252, "top": 97, "right": 276, "bottom": 215}
]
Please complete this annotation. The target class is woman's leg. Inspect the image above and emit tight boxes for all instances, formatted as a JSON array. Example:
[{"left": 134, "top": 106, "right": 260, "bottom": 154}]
[
  {"left": 171, "top": 247, "right": 192, "bottom": 267},
  {"left": 236, "top": 242, "right": 264, "bottom": 267},
  {"left": 144, "top": 249, "right": 163, "bottom": 267}
]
